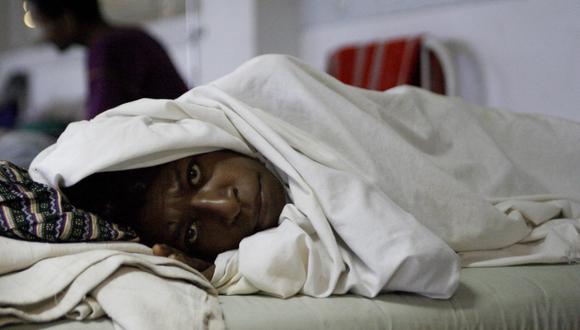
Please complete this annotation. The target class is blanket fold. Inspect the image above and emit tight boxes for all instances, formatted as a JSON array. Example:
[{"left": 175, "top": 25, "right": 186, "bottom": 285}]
[{"left": 0, "top": 236, "right": 224, "bottom": 329}]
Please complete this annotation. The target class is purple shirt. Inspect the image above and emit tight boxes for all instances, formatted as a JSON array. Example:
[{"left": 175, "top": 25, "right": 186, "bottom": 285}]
[{"left": 87, "top": 27, "right": 188, "bottom": 119}]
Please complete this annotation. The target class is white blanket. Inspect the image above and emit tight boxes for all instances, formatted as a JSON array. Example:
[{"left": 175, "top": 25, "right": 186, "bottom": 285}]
[
  {"left": 29, "top": 55, "right": 580, "bottom": 300},
  {"left": 0, "top": 237, "right": 224, "bottom": 329}
]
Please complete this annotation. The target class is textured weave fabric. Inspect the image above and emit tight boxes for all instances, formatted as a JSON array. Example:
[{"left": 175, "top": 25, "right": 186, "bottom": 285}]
[{"left": 0, "top": 160, "right": 136, "bottom": 242}]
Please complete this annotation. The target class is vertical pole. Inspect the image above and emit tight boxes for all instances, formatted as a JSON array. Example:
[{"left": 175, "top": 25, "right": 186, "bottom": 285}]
[{"left": 185, "top": 0, "right": 202, "bottom": 87}]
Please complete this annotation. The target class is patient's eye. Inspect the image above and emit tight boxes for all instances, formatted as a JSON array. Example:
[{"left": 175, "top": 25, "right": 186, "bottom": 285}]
[
  {"left": 185, "top": 221, "right": 199, "bottom": 249},
  {"left": 188, "top": 163, "right": 202, "bottom": 186}
]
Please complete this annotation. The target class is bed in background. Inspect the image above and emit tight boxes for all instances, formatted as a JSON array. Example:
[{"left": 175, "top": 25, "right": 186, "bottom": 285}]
[{"left": 301, "top": 0, "right": 580, "bottom": 123}]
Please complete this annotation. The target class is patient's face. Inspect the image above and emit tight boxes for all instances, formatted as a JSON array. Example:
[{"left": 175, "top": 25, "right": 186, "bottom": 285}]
[{"left": 136, "top": 150, "right": 286, "bottom": 260}]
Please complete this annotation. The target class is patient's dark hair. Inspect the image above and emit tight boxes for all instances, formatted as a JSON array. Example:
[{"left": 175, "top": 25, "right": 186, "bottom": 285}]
[
  {"left": 62, "top": 166, "right": 160, "bottom": 227},
  {"left": 27, "top": 0, "right": 103, "bottom": 21}
]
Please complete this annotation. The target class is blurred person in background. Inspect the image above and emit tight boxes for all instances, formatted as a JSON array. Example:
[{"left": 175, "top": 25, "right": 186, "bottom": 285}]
[{"left": 27, "top": 0, "right": 188, "bottom": 119}]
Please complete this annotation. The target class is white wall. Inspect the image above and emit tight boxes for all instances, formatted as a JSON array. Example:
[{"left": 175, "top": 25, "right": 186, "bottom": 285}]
[
  {"left": 256, "top": 0, "right": 301, "bottom": 57},
  {"left": 299, "top": 0, "right": 498, "bottom": 27},
  {"left": 197, "top": 0, "right": 257, "bottom": 83},
  {"left": 300, "top": 0, "right": 580, "bottom": 122},
  {"left": 195, "top": 0, "right": 301, "bottom": 83}
]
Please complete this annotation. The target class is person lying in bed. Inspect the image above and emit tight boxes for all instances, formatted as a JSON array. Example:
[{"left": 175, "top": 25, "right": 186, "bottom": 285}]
[
  {"left": 28, "top": 54, "right": 580, "bottom": 300},
  {"left": 63, "top": 150, "right": 287, "bottom": 281}
]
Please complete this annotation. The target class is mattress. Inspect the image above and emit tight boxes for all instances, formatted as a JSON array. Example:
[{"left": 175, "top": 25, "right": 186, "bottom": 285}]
[
  {"left": 6, "top": 264, "right": 580, "bottom": 329},
  {"left": 220, "top": 264, "right": 580, "bottom": 329}
]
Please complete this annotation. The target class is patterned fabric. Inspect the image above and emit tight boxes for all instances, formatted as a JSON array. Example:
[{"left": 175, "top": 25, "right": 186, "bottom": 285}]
[{"left": 0, "top": 160, "right": 137, "bottom": 242}]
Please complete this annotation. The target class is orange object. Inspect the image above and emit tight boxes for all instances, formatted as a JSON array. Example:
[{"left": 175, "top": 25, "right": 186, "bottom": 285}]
[{"left": 327, "top": 35, "right": 451, "bottom": 95}]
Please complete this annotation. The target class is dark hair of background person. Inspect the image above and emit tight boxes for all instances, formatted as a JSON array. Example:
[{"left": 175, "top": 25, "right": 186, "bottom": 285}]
[{"left": 26, "top": 0, "right": 103, "bottom": 21}]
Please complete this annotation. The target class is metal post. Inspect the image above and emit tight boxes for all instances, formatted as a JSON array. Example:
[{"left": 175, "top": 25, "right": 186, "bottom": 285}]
[{"left": 185, "top": 0, "right": 202, "bottom": 87}]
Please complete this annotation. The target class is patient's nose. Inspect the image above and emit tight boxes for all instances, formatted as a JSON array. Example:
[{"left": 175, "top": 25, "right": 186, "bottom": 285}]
[{"left": 190, "top": 184, "right": 241, "bottom": 224}]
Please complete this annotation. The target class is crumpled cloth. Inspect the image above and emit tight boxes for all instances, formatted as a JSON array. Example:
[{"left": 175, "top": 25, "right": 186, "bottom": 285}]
[{"left": 0, "top": 236, "right": 224, "bottom": 330}]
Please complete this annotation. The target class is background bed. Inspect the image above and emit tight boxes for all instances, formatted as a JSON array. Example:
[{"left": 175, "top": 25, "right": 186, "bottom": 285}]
[{"left": 7, "top": 264, "right": 580, "bottom": 329}]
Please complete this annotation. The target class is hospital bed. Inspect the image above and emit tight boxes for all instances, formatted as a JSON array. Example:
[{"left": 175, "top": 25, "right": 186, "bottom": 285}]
[
  {"left": 4, "top": 49, "right": 580, "bottom": 330},
  {"left": 3, "top": 52, "right": 580, "bottom": 329},
  {"left": 5, "top": 263, "right": 580, "bottom": 329}
]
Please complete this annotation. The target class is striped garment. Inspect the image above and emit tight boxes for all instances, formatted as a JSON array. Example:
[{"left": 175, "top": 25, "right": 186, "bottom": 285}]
[{"left": 0, "top": 160, "right": 137, "bottom": 242}]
